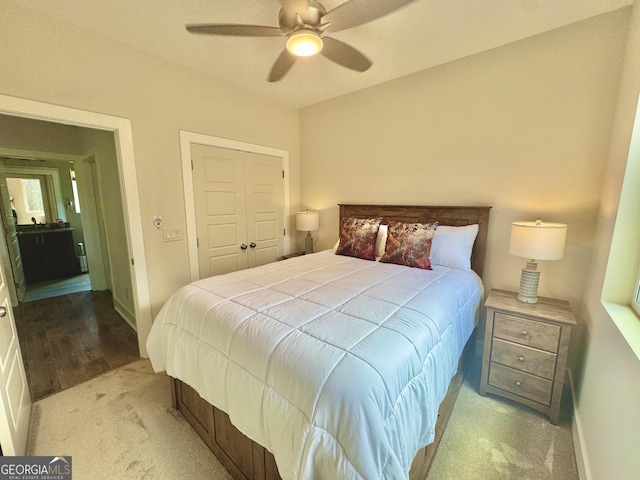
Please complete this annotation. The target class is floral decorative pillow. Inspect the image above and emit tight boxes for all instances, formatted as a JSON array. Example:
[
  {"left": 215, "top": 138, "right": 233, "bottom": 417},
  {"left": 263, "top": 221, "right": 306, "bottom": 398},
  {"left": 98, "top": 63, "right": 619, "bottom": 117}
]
[
  {"left": 335, "top": 217, "right": 383, "bottom": 261},
  {"left": 380, "top": 221, "right": 439, "bottom": 269}
]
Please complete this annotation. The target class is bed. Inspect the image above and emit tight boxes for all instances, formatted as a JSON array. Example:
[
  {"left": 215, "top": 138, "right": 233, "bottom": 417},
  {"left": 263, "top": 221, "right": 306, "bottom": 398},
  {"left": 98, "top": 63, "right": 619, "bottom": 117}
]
[{"left": 147, "top": 204, "right": 491, "bottom": 480}]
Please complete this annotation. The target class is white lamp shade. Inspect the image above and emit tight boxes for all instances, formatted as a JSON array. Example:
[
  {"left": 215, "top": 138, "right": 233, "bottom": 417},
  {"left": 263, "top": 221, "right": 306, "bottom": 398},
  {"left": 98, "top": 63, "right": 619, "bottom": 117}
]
[
  {"left": 296, "top": 211, "right": 319, "bottom": 232},
  {"left": 509, "top": 221, "right": 567, "bottom": 261}
]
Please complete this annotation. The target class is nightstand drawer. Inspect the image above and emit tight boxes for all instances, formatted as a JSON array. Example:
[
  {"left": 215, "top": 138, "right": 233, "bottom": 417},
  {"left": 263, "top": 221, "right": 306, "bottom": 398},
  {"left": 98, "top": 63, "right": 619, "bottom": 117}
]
[
  {"left": 488, "top": 363, "right": 552, "bottom": 406},
  {"left": 491, "top": 338, "right": 557, "bottom": 379},
  {"left": 494, "top": 313, "right": 560, "bottom": 352}
]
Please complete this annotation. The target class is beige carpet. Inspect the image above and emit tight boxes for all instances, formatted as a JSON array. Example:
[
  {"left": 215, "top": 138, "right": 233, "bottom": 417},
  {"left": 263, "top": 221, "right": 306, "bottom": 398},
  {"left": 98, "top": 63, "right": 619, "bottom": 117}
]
[
  {"left": 427, "top": 364, "right": 578, "bottom": 480},
  {"left": 27, "top": 359, "right": 578, "bottom": 480},
  {"left": 27, "top": 360, "right": 232, "bottom": 480}
]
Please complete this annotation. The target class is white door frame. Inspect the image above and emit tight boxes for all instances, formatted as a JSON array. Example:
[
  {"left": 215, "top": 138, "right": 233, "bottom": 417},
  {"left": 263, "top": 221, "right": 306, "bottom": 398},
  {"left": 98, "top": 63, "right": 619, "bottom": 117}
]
[
  {"left": 180, "top": 131, "right": 291, "bottom": 282},
  {"left": 74, "top": 156, "right": 110, "bottom": 291},
  {"left": 0, "top": 94, "right": 152, "bottom": 358}
]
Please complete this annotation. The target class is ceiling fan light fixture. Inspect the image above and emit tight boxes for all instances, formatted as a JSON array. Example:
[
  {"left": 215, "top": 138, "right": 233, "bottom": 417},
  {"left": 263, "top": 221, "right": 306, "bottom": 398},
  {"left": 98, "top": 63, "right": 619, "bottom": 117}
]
[{"left": 286, "top": 30, "right": 323, "bottom": 57}]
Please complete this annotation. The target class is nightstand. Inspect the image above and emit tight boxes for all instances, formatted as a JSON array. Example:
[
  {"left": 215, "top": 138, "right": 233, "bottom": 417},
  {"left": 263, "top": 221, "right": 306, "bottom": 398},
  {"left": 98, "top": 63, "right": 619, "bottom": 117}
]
[
  {"left": 280, "top": 252, "right": 305, "bottom": 260},
  {"left": 479, "top": 289, "right": 576, "bottom": 424}
]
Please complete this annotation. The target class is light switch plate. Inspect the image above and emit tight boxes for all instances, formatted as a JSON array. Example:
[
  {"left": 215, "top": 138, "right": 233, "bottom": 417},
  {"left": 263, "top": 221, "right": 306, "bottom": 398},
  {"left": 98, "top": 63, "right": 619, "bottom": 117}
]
[{"left": 163, "top": 227, "right": 183, "bottom": 242}]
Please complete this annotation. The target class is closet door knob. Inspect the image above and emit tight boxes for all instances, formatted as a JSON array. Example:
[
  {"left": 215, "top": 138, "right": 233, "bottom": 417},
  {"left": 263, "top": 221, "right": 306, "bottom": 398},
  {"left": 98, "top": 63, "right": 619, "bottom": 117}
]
[
  {"left": 0, "top": 306, "right": 6, "bottom": 317},
  {"left": 240, "top": 244, "right": 248, "bottom": 250},
  {"left": 249, "top": 242, "right": 256, "bottom": 248}
]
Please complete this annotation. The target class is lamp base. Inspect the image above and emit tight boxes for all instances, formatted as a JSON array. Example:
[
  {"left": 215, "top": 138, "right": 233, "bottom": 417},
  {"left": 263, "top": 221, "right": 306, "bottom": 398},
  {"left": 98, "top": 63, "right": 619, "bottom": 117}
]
[
  {"left": 517, "top": 261, "right": 540, "bottom": 304},
  {"left": 304, "top": 231, "right": 314, "bottom": 254}
]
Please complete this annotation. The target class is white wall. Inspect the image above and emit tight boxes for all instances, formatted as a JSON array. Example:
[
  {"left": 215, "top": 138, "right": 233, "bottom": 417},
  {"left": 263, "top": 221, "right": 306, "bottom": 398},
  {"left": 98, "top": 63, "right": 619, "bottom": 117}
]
[{"left": 1, "top": 1, "right": 301, "bottom": 317}]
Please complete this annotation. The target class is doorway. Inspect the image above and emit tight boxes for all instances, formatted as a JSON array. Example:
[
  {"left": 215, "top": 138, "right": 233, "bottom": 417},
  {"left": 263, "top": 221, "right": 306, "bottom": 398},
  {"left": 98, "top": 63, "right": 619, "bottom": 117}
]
[
  {"left": 1, "top": 159, "right": 95, "bottom": 303},
  {"left": 0, "top": 94, "right": 151, "bottom": 357}
]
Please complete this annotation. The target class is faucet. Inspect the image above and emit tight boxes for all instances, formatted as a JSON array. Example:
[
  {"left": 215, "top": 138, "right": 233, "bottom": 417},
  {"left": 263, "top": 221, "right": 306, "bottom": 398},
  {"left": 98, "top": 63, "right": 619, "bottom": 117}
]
[{"left": 31, "top": 217, "right": 37, "bottom": 229}]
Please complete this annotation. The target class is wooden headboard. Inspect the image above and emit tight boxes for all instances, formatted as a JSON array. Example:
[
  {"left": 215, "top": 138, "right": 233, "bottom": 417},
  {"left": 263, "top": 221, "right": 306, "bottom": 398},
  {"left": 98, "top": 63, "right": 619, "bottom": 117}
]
[{"left": 339, "top": 204, "right": 491, "bottom": 278}]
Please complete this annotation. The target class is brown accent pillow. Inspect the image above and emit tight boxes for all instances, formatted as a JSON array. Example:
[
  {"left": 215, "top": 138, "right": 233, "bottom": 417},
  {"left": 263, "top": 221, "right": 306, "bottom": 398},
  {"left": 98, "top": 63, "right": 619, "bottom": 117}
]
[
  {"left": 335, "top": 217, "right": 382, "bottom": 261},
  {"left": 379, "top": 221, "right": 439, "bottom": 269}
]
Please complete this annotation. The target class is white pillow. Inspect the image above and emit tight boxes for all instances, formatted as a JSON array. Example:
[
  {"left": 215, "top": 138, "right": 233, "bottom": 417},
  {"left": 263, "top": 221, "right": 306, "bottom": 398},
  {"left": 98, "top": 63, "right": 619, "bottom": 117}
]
[
  {"left": 374, "top": 224, "right": 388, "bottom": 258},
  {"left": 430, "top": 224, "right": 479, "bottom": 271}
]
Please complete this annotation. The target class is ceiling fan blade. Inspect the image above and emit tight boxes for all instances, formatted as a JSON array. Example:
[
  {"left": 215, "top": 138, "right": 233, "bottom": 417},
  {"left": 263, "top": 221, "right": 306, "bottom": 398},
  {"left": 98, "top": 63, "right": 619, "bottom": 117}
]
[
  {"left": 322, "top": 0, "right": 418, "bottom": 33},
  {"left": 268, "top": 50, "right": 297, "bottom": 82},
  {"left": 186, "top": 24, "right": 284, "bottom": 37},
  {"left": 321, "top": 37, "right": 371, "bottom": 72}
]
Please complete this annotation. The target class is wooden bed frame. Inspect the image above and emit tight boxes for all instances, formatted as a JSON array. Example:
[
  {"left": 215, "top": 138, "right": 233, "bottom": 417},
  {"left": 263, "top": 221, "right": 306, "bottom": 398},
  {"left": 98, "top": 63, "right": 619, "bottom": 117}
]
[{"left": 170, "top": 204, "right": 491, "bottom": 480}]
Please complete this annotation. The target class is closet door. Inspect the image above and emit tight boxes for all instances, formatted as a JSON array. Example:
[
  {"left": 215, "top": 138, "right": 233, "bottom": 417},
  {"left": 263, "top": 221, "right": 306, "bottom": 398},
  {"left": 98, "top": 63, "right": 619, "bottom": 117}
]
[
  {"left": 244, "top": 152, "right": 283, "bottom": 268},
  {"left": 191, "top": 144, "right": 284, "bottom": 279},
  {"left": 192, "top": 144, "right": 248, "bottom": 277}
]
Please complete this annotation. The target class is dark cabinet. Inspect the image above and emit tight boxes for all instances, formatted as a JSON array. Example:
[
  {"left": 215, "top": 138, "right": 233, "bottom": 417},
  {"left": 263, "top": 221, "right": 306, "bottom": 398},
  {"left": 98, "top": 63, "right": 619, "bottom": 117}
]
[{"left": 18, "top": 229, "right": 80, "bottom": 284}]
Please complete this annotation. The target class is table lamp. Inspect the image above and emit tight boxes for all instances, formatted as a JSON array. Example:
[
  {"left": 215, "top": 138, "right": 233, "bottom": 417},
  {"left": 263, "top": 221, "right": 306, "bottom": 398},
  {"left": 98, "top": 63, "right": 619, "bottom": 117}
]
[
  {"left": 509, "top": 219, "right": 567, "bottom": 303},
  {"left": 296, "top": 210, "right": 319, "bottom": 254}
]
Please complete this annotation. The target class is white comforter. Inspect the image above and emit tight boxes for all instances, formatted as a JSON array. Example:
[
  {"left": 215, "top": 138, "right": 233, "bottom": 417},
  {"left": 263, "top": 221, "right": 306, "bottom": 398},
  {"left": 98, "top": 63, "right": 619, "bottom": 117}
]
[{"left": 146, "top": 250, "right": 483, "bottom": 480}]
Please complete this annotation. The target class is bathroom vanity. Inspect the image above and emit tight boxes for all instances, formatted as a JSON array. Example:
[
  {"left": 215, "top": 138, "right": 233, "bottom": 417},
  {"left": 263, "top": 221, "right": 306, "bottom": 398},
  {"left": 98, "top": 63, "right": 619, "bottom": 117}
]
[{"left": 17, "top": 225, "right": 80, "bottom": 284}]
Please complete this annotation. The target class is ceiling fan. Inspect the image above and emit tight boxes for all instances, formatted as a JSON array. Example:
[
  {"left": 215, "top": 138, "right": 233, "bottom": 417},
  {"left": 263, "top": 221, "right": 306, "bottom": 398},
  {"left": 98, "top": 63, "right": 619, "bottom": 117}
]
[{"left": 186, "top": 0, "right": 418, "bottom": 82}]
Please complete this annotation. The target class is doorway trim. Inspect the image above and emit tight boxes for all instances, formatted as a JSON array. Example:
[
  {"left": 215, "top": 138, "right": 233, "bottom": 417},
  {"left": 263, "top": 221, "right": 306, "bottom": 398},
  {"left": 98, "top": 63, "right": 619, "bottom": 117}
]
[
  {"left": 180, "top": 130, "right": 291, "bottom": 282},
  {"left": 0, "top": 94, "right": 152, "bottom": 358}
]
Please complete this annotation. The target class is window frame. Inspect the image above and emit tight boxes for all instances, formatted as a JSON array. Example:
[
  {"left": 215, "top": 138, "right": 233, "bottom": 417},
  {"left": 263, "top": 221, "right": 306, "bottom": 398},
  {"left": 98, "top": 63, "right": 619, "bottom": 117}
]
[{"left": 633, "top": 264, "right": 640, "bottom": 316}]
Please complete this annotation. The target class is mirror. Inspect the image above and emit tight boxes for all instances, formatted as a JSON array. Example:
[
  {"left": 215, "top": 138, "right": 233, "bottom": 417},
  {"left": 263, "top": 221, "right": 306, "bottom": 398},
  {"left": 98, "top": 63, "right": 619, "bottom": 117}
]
[
  {"left": 1, "top": 164, "right": 66, "bottom": 226},
  {"left": 7, "top": 177, "right": 48, "bottom": 224}
]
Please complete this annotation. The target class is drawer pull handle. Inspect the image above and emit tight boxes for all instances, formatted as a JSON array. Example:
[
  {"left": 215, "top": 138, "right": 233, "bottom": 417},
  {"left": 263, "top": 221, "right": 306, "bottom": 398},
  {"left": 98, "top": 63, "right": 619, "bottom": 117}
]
[
  {"left": 521, "top": 330, "right": 528, "bottom": 336},
  {"left": 515, "top": 381, "right": 522, "bottom": 387},
  {"left": 518, "top": 355, "right": 525, "bottom": 362}
]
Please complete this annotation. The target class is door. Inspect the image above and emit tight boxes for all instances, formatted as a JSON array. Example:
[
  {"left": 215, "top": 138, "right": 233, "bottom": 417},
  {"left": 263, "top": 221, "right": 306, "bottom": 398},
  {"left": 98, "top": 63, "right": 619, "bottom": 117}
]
[
  {"left": 0, "top": 171, "right": 26, "bottom": 304},
  {"left": 244, "top": 154, "right": 283, "bottom": 267},
  {"left": 192, "top": 145, "right": 248, "bottom": 277},
  {"left": 0, "top": 256, "right": 31, "bottom": 455},
  {"left": 191, "top": 144, "right": 284, "bottom": 279}
]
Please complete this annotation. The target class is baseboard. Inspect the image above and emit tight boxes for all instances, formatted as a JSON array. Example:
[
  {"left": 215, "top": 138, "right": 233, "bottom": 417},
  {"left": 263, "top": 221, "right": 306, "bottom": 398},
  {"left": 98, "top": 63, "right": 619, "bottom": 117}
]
[
  {"left": 567, "top": 369, "right": 591, "bottom": 480},
  {"left": 113, "top": 295, "right": 137, "bottom": 332}
]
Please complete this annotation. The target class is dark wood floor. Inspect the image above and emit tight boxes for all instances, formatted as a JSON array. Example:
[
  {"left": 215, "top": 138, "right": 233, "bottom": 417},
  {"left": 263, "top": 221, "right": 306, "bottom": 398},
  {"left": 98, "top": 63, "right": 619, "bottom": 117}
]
[{"left": 14, "top": 290, "right": 139, "bottom": 402}]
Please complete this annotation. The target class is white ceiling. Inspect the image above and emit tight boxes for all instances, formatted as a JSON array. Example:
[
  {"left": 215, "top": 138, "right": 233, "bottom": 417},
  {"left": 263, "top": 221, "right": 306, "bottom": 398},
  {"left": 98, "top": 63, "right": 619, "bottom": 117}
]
[{"left": 17, "top": 0, "right": 632, "bottom": 108}]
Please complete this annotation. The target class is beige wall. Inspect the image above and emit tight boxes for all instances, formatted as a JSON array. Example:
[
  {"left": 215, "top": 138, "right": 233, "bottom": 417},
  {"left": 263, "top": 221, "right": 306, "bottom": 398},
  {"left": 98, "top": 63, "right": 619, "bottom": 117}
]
[
  {"left": 300, "top": 6, "right": 637, "bottom": 480},
  {"left": 1, "top": 1, "right": 301, "bottom": 316},
  {"left": 78, "top": 128, "right": 134, "bottom": 321},
  {"left": 3, "top": 1, "right": 639, "bottom": 478},
  {"left": 0, "top": 115, "right": 84, "bottom": 155},
  {"left": 577, "top": 1, "right": 640, "bottom": 479},
  {"left": 300, "top": 8, "right": 629, "bottom": 312}
]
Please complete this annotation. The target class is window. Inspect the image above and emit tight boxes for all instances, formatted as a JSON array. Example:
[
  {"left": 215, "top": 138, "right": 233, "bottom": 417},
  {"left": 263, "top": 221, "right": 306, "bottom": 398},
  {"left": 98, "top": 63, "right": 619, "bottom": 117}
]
[
  {"left": 70, "top": 170, "right": 81, "bottom": 213},
  {"left": 21, "top": 178, "right": 44, "bottom": 213},
  {"left": 633, "top": 264, "right": 640, "bottom": 316}
]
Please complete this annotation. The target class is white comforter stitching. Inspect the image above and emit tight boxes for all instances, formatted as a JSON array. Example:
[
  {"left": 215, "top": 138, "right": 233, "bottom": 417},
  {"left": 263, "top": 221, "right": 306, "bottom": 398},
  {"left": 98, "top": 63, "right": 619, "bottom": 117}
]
[{"left": 147, "top": 250, "right": 482, "bottom": 479}]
